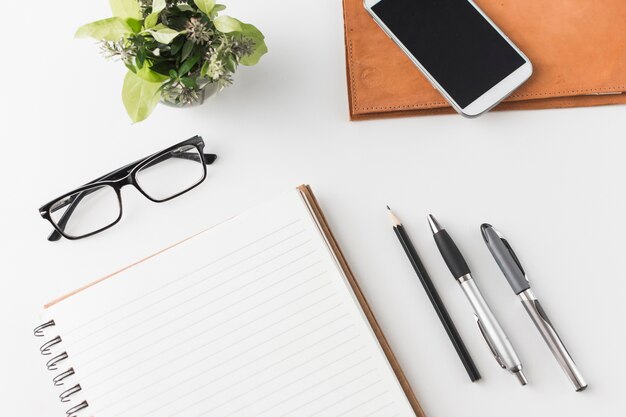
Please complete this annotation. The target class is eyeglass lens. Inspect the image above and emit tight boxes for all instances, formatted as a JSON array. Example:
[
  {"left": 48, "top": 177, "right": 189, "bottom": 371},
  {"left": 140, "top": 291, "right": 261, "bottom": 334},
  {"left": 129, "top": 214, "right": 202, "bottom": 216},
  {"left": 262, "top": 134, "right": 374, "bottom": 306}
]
[
  {"left": 135, "top": 145, "right": 206, "bottom": 202},
  {"left": 49, "top": 185, "right": 120, "bottom": 238}
]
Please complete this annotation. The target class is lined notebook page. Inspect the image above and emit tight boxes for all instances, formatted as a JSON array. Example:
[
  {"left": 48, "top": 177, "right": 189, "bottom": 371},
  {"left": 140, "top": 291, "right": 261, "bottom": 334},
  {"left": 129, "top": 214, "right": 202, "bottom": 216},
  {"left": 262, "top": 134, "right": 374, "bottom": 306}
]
[{"left": 44, "top": 190, "right": 417, "bottom": 417}]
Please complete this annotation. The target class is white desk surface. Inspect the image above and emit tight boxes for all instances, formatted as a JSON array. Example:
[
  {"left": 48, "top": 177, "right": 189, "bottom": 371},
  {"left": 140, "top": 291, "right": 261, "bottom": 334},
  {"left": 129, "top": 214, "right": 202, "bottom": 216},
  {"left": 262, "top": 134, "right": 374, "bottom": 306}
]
[{"left": 1, "top": 1, "right": 624, "bottom": 416}]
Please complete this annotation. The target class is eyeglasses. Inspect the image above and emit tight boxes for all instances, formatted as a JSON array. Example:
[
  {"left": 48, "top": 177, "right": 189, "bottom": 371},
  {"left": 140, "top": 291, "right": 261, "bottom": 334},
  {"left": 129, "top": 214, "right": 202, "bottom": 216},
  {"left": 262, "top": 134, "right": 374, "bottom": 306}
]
[{"left": 39, "top": 136, "right": 216, "bottom": 241}]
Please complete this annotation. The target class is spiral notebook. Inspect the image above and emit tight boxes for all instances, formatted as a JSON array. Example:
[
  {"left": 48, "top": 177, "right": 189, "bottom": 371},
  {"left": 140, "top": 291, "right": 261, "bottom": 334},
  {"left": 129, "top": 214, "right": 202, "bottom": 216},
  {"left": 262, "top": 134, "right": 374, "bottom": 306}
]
[{"left": 35, "top": 185, "right": 426, "bottom": 417}]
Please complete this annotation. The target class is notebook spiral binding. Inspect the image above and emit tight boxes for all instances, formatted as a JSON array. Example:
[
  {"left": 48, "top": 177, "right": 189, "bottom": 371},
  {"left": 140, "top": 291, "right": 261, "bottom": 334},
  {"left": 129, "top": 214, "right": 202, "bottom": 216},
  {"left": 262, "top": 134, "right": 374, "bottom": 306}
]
[{"left": 34, "top": 320, "right": 90, "bottom": 417}]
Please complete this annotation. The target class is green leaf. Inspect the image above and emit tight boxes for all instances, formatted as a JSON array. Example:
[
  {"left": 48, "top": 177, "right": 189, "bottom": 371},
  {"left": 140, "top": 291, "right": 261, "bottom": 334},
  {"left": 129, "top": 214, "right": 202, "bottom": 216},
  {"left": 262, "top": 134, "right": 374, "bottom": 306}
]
[
  {"left": 126, "top": 18, "right": 143, "bottom": 33},
  {"left": 193, "top": 0, "right": 215, "bottom": 15},
  {"left": 224, "top": 56, "right": 236, "bottom": 72},
  {"left": 136, "top": 66, "right": 169, "bottom": 83},
  {"left": 239, "top": 23, "right": 267, "bottom": 66},
  {"left": 181, "top": 39, "right": 194, "bottom": 61},
  {"left": 136, "top": 48, "right": 146, "bottom": 68},
  {"left": 170, "top": 37, "right": 185, "bottom": 55},
  {"left": 240, "top": 39, "right": 267, "bottom": 65},
  {"left": 200, "top": 60, "right": 210, "bottom": 77},
  {"left": 180, "top": 77, "right": 197, "bottom": 88},
  {"left": 213, "top": 15, "right": 242, "bottom": 33},
  {"left": 144, "top": 13, "right": 159, "bottom": 29},
  {"left": 177, "top": 4, "right": 195, "bottom": 12},
  {"left": 169, "top": 69, "right": 178, "bottom": 79},
  {"left": 75, "top": 17, "right": 132, "bottom": 41},
  {"left": 109, "top": 0, "right": 141, "bottom": 20},
  {"left": 148, "top": 25, "right": 183, "bottom": 44},
  {"left": 209, "top": 4, "right": 226, "bottom": 19},
  {"left": 122, "top": 70, "right": 162, "bottom": 122},
  {"left": 152, "top": 0, "right": 166, "bottom": 14},
  {"left": 240, "top": 22, "right": 264, "bottom": 40},
  {"left": 178, "top": 54, "right": 201, "bottom": 76}
]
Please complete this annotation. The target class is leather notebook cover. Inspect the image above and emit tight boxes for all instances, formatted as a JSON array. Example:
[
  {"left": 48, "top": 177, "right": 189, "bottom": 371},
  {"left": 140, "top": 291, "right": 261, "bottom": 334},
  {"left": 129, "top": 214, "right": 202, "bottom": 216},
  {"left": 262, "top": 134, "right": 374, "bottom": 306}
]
[{"left": 343, "top": 0, "right": 626, "bottom": 119}]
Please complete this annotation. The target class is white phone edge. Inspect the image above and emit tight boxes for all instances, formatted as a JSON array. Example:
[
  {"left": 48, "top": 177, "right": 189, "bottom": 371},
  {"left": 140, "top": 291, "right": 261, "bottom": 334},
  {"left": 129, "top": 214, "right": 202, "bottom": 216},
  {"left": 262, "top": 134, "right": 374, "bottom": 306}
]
[{"left": 362, "top": 0, "right": 533, "bottom": 118}]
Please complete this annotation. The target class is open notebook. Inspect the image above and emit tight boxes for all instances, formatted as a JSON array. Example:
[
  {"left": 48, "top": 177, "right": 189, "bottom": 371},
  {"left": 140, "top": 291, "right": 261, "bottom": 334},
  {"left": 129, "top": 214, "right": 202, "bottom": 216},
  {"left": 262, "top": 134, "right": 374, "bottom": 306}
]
[{"left": 35, "top": 185, "right": 425, "bottom": 417}]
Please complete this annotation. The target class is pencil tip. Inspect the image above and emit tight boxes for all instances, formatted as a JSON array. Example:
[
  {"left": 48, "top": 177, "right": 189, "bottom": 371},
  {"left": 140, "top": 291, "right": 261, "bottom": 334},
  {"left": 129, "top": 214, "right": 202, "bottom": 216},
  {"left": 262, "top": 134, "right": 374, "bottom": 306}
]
[{"left": 387, "top": 207, "right": 401, "bottom": 226}]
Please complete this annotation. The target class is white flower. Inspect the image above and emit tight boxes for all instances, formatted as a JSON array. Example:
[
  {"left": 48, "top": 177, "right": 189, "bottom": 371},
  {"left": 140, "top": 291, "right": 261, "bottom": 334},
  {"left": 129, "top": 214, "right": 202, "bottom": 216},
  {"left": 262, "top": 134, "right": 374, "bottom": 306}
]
[{"left": 206, "top": 55, "right": 225, "bottom": 80}]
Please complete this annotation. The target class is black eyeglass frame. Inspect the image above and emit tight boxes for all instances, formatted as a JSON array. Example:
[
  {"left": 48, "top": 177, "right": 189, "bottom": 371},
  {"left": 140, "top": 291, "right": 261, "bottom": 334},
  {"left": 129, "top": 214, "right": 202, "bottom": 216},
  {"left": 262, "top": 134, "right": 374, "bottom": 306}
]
[{"left": 39, "top": 135, "right": 216, "bottom": 241}]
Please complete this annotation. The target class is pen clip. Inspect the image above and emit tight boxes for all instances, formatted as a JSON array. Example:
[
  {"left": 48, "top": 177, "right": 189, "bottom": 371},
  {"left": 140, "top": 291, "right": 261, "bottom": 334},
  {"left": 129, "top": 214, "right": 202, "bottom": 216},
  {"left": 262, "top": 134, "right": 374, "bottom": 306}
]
[
  {"left": 500, "top": 238, "right": 528, "bottom": 283},
  {"left": 487, "top": 225, "right": 529, "bottom": 284},
  {"left": 532, "top": 299, "right": 573, "bottom": 359},
  {"left": 474, "top": 314, "right": 506, "bottom": 369}
]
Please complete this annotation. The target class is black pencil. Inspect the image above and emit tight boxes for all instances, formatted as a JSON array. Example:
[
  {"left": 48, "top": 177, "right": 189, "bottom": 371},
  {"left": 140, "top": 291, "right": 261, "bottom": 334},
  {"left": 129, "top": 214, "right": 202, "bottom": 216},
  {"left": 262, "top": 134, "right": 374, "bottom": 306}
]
[{"left": 387, "top": 206, "right": 481, "bottom": 382}]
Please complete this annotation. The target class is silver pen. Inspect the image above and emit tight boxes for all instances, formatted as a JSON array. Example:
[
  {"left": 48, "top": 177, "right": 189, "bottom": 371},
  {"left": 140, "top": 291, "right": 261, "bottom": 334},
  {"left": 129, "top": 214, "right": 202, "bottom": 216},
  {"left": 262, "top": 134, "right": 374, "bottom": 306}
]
[
  {"left": 428, "top": 215, "right": 527, "bottom": 385},
  {"left": 481, "top": 223, "right": 588, "bottom": 391}
]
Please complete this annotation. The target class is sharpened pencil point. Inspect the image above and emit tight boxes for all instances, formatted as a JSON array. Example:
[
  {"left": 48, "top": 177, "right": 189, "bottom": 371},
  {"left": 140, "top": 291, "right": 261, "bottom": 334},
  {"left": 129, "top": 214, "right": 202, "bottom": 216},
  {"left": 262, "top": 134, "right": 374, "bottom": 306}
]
[{"left": 387, "top": 207, "right": 401, "bottom": 227}]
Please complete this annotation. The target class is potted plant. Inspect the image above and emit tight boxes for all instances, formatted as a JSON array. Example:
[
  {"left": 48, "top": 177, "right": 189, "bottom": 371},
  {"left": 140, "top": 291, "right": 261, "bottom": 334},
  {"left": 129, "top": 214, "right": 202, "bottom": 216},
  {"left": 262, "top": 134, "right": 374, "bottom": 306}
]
[{"left": 77, "top": 0, "right": 267, "bottom": 122}]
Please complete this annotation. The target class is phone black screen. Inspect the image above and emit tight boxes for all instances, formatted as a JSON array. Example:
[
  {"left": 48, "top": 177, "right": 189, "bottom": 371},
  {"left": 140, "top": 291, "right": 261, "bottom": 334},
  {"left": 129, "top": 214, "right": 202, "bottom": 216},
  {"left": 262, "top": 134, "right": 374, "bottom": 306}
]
[{"left": 371, "top": 0, "right": 526, "bottom": 108}]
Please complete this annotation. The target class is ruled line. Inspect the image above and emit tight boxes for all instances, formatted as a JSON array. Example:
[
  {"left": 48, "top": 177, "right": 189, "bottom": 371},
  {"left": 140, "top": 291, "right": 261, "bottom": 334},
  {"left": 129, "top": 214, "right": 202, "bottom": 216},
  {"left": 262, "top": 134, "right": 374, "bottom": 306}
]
[
  {"left": 307, "top": 380, "right": 384, "bottom": 417},
  {"left": 77, "top": 269, "right": 330, "bottom": 375},
  {"left": 123, "top": 324, "right": 357, "bottom": 417},
  {"left": 83, "top": 261, "right": 325, "bottom": 383},
  {"left": 211, "top": 355, "right": 373, "bottom": 417},
  {"left": 69, "top": 236, "right": 313, "bottom": 354},
  {"left": 65, "top": 219, "right": 303, "bottom": 336},
  {"left": 363, "top": 401, "right": 395, "bottom": 417},
  {"left": 97, "top": 308, "right": 350, "bottom": 416},
  {"left": 197, "top": 346, "right": 367, "bottom": 417},
  {"left": 329, "top": 390, "right": 390, "bottom": 417},
  {"left": 260, "top": 370, "right": 379, "bottom": 417},
  {"left": 115, "top": 316, "right": 351, "bottom": 417},
  {"left": 91, "top": 297, "right": 343, "bottom": 400}
]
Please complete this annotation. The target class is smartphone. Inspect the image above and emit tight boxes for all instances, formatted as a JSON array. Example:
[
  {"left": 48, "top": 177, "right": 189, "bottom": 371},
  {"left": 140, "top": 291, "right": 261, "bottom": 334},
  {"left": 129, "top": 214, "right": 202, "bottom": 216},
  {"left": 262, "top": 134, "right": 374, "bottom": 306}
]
[{"left": 364, "top": 0, "right": 532, "bottom": 117}]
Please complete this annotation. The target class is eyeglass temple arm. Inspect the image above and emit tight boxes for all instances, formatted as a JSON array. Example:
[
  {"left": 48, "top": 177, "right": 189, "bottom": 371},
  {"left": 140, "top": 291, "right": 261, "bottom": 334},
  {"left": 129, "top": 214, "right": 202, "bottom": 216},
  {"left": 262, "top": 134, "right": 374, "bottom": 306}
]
[
  {"left": 47, "top": 152, "right": 217, "bottom": 241},
  {"left": 138, "top": 152, "right": 216, "bottom": 171}
]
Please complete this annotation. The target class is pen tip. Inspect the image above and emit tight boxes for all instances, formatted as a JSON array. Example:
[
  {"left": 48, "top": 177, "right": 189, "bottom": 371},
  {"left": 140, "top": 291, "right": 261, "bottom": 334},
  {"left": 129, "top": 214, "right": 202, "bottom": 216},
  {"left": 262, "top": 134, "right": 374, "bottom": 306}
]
[
  {"left": 480, "top": 223, "right": 503, "bottom": 242},
  {"left": 386, "top": 205, "right": 391, "bottom": 210},
  {"left": 480, "top": 223, "right": 491, "bottom": 242},
  {"left": 514, "top": 370, "right": 528, "bottom": 386},
  {"left": 427, "top": 214, "right": 443, "bottom": 234}
]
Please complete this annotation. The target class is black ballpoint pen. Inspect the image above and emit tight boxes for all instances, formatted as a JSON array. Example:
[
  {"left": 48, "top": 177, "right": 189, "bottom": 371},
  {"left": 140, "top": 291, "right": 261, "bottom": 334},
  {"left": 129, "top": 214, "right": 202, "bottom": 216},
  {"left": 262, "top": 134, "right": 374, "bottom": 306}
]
[
  {"left": 387, "top": 207, "right": 481, "bottom": 382},
  {"left": 428, "top": 214, "right": 527, "bottom": 385}
]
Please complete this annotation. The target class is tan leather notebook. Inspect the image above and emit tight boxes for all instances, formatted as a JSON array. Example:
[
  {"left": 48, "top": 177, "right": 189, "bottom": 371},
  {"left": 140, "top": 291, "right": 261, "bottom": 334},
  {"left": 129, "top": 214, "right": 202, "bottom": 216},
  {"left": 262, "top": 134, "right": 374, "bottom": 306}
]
[
  {"left": 34, "top": 185, "right": 426, "bottom": 417},
  {"left": 343, "top": 0, "right": 626, "bottom": 119}
]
